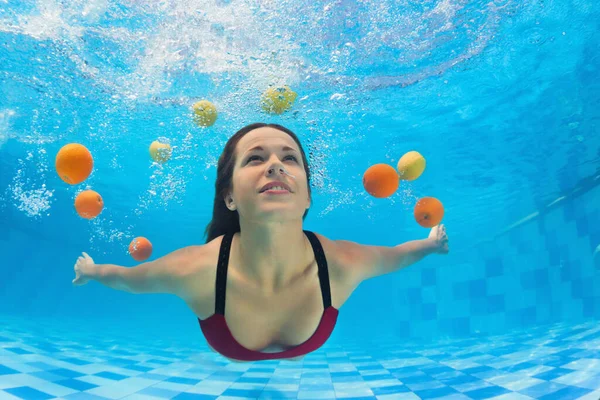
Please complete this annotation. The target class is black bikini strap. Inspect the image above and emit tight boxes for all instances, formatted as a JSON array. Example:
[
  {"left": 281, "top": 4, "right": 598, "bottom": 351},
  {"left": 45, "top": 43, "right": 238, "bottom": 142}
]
[
  {"left": 215, "top": 232, "right": 234, "bottom": 315},
  {"left": 304, "top": 231, "right": 332, "bottom": 309}
]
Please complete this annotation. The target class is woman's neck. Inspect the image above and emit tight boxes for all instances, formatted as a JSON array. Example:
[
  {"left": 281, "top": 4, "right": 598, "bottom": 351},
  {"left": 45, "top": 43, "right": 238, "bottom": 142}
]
[{"left": 235, "top": 219, "right": 312, "bottom": 293}]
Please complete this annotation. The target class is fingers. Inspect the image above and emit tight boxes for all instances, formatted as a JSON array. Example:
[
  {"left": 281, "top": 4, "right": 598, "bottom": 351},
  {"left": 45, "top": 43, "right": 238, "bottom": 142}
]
[{"left": 82, "top": 252, "right": 90, "bottom": 259}]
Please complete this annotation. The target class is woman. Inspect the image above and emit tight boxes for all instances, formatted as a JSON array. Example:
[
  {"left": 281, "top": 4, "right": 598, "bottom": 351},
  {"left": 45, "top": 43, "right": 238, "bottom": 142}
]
[{"left": 73, "top": 123, "right": 449, "bottom": 362}]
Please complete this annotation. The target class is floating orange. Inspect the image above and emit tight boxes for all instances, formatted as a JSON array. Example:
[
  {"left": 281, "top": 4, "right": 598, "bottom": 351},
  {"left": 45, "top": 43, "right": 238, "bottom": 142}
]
[
  {"left": 55, "top": 143, "right": 93, "bottom": 185},
  {"left": 414, "top": 197, "right": 444, "bottom": 228},
  {"left": 362, "top": 164, "right": 399, "bottom": 198},
  {"left": 129, "top": 237, "right": 153, "bottom": 262},
  {"left": 74, "top": 190, "right": 104, "bottom": 219}
]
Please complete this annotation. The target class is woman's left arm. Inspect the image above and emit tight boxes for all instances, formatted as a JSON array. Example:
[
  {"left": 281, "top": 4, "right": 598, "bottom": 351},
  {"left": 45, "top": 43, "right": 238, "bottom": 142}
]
[{"left": 333, "top": 224, "right": 449, "bottom": 283}]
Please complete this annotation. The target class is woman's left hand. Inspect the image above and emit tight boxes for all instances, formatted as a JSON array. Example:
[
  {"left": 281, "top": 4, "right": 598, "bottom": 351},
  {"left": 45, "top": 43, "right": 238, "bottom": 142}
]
[{"left": 428, "top": 224, "right": 449, "bottom": 254}]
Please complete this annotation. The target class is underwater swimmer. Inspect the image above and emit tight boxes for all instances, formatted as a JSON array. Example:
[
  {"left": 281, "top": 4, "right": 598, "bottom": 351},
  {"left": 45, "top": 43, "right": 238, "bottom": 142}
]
[{"left": 73, "top": 123, "right": 449, "bottom": 362}]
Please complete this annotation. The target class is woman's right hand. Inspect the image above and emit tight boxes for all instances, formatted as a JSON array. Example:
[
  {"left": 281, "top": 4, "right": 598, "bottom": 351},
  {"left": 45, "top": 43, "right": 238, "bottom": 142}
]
[{"left": 73, "top": 252, "right": 95, "bottom": 286}]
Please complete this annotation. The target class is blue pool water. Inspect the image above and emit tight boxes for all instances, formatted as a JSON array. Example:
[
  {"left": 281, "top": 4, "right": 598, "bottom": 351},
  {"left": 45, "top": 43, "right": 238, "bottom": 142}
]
[{"left": 1, "top": 0, "right": 600, "bottom": 399}]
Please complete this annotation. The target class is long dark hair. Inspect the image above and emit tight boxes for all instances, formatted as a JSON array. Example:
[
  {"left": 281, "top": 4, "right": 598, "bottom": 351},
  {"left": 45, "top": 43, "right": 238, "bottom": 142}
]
[{"left": 204, "top": 123, "right": 312, "bottom": 243}]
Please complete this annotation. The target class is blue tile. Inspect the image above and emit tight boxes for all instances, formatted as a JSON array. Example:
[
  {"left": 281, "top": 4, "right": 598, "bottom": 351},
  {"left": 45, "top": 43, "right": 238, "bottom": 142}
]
[
  {"left": 56, "top": 378, "right": 98, "bottom": 391},
  {"left": 414, "top": 386, "right": 459, "bottom": 399},
  {"left": 422, "top": 303, "right": 437, "bottom": 320},
  {"left": 60, "top": 357, "right": 92, "bottom": 366},
  {"left": 520, "top": 381, "right": 568, "bottom": 398},
  {"left": 533, "top": 368, "right": 574, "bottom": 380},
  {"left": 396, "top": 321, "right": 410, "bottom": 338},
  {"left": 538, "top": 386, "right": 592, "bottom": 400},
  {"left": 0, "top": 365, "right": 19, "bottom": 375},
  {"left": 94, "top": 371, "right": 128, "bottom": 380},
  {"left": 52, "top": 368, "right": 85, "bottom": 379},
  {"left": 470, "top": 299, "right": 487, "bottom": 316},
  {"left": 407, "top": 287, "right": 422, "bottom": 304},
  {"left": 535, "top": 269, "right": 550, "bottom": 287},
  {"left": 583, "top": 297, "right": 596, "bottom": 317},
  {"left": 521, "top": 270, "right": 548, "bottom": 290},
  {"left": 222, "top": 388, "right": 263, "bottom": 398},
  {"left": 60, "top": 392, "right": 112, "bottom": 400},
  {"left": 126, "top": 364, "right": 153, "bottom": 372},
  {"left": 258, "top": 390, "right": 296, "bottom": 399},
  {"left": 208, "top": 371, "right": 244, "bottom": 380},
  {"left": 485, "top": 257, "right": 503, "bottom": 277},
  {"left": 239, "top": 376, "right": 269, "bottom": 384},
  {"left": 398, "top": 374, "right": 434, "bottom": 384},
  {"left": 506, "top": 362, "right": 537, "bottom": 372},
  {"left": 172, "top": 394, "right": 218, "bottom": 400},
  {"left": 299, "top": 383, "right": 333, "bottom": 390},
  {"left": 562, "top": 198, "right": 576, "bottom": 220},
  {"left": 571, "top": 279, "right": 584, "bottom": 298},
  {"left": 371, "top": 385, "right": 410, "bottom": 395},
  {"left": 302, "top": 370, "right": 331, "bottom": 377},
  {"left": 488, "top": 294, "right": 505, "bottom": 313},
  {"left": 461, "top": 366, "right": 494, "bottom": 375},
  {"left": 332, "top": 374, "right": 362, "bottom": 383},
  {"left": 424, "top": 366, "right": 455, "bottom": 375},
  {"left": 166, "top": 376, "right": 201, "bottom": 385},
  {"left": 5, "top": 386, "right": 54, "bottom": 400},
  {"left": 463, "top": 385, "right": 510, "bottom": 399},
  {"left": 301, "top": 364, "right": 327, "bottom": 370},
  {"left": 5, "top": 347, "right": 33, "bottom": 355},
  {"left": 422, "top": 268, "right": 436, "bottom": 286},
  {"left": 362, "top": 374, "right": 393, "bottom": 382},
  {"left": 248, "top": 367, "right": 276, "bottom": 372},
  {"left": 439, "top": 374, "right": 479, "bottom": 385},
  {"left": 331, "top": 371, "right": 361, "bottom": 378},
  {"left": 146, "top": 359, "right": 171, "bottom": 365},
  {"left": 453, "top": 281, "right": 470, "bottom": 300},
  {"left": 268, "top": 377, "right": 300, "bottom": 384},
  {"left": 575, "top": 215, "right": 589, "bottom": 237},
  {"left": 440, "top": 317, "right": 470, "bottom": 336}
]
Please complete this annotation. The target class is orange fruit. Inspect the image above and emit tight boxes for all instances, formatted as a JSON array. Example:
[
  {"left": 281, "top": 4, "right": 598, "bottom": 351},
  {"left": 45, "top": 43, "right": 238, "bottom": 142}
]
[
  {"left": 414, "top": 197, "right": 444, "bottom": 228},
  {"left": 129, "top": 237, "right": 153, "bottom": 262},
  {"left": 74, "top": 190, "right": 104, "bottom": 219},
  {"left": 362, "top": 164, "right": 399, "bottom": 198},
  {"left": 55, "top": 143, "right": 93, "bottom": 185}
]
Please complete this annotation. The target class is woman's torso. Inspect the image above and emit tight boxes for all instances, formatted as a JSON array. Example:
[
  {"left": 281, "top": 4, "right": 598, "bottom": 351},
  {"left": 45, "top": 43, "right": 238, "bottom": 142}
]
[{"left": 179, "top": 232, "right": 360, "bottom": 358}]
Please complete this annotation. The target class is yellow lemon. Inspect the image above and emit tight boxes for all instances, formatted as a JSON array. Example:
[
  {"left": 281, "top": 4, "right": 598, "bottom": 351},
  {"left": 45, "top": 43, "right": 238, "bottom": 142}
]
[
  {"left": 192, "top": 100, "right": 218, "bottom": 127},
  {"left": 397, "top": 151, "right": 426, "bottom": 181},
  {"left": 149, "top": 140, "right": 172, "bottom": 163},
  {"left": 261, "top": 85, "right": 297, "bottom": 115}
]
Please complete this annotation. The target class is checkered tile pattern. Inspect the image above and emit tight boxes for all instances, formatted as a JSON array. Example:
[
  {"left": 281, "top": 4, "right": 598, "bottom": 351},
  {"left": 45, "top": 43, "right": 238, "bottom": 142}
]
[
  {"left": 1, "top": 314, "right": 599, "bottom": 399},
  {"left": 392, "top": 181, "right": 600, "bottom": 339}
]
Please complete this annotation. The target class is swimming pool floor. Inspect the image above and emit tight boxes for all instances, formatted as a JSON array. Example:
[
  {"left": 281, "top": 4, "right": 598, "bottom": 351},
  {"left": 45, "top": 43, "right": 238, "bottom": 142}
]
[{"left": 0, "top": 315, "right": 599, "bottom": 399}]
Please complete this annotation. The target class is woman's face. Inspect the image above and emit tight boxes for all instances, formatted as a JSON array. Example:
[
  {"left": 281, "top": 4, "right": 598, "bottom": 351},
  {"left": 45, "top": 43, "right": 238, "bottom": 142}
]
[{"left": 226, "top": 127, "right": 310, "bottom": 222}]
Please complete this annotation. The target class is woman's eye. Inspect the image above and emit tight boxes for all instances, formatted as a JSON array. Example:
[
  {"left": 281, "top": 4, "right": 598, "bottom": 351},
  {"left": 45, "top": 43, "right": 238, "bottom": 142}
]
[
  {"left": 284, "top": 155, "right": 298, "bottom": 162},
  {"left": 247, "top": 155, "right": 263, "bottom": 163}
]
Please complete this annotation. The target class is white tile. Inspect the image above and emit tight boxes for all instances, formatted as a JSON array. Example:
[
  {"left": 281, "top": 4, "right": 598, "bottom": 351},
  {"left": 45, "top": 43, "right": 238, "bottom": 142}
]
[{"left": 297, "top": 390, "right": 336, "bottom": 399}]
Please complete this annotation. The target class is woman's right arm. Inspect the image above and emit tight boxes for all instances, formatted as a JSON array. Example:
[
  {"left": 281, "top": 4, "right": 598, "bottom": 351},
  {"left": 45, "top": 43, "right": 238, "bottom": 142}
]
[{"left": 74, "top": 246, "right": 207, "bottom": 299}]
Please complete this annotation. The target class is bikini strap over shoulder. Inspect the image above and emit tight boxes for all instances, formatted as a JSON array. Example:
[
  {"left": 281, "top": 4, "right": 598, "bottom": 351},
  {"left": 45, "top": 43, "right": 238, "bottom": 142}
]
[{"left": 304, "top": 231, "right": 332, "bottom": 309}]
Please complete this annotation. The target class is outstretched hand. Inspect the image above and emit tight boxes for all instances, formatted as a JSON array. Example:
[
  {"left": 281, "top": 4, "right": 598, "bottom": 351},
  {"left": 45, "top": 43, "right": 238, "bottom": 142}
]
[
  {"left": 428, "top": 224, "right": 449, "bottom": 254},
  {"left": 73, "top": 252, "right": 95, "bottom": 286}
]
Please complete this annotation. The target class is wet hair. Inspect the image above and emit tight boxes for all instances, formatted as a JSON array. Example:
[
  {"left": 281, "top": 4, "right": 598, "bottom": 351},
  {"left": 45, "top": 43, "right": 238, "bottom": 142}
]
[{"left": 204, "top": 123, "right": 312, "bottom": 243}]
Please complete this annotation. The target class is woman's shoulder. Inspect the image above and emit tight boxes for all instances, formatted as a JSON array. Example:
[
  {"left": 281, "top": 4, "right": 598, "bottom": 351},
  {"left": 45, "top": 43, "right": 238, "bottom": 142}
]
[
  {"left": 309, "top": 232, "right": 362, "bottom": 281},
  {"left": 179, "top": 235, "right": 225, "bottom": 274}
]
